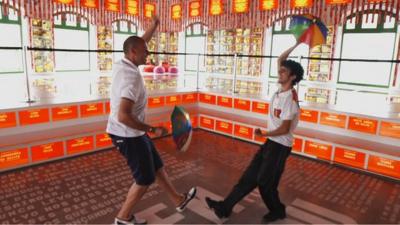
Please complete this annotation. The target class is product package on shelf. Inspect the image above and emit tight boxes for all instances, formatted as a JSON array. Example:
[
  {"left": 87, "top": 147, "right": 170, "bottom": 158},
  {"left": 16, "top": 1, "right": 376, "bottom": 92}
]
[
  {"left": 31, "top": 19, "right": 54, "bottom": 73},
  {"left": 205, "top": 28, "right": 264, "bottom": 95},
  {"left": 305, "top": 26, "right": 335, "bottom": 104},
  {"left": 31, "top": 76, "right": 57, "bottom": 99},
  {"left": 97, "top": 26, "right": 113, "bottom": 71},
  {"left": 96, "top": 75, "right": 112, "bottom": 97},
  {"left": 143, "top": 32, "right": 179, "bottom": 91},
  {"left": 142, "top": 63, "right": 179, "bottom": 91},
  {"left": 305, "top": 87, "right": 332, "bottom": 104},
  {"left": 148, "top": 32, "right": 178, "bottom": 66}
]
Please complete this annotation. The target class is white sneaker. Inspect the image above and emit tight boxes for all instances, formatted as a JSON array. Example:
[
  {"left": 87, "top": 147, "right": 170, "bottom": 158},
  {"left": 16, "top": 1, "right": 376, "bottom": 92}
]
[
  {"left": 114, "top": 216, "right": 147, "bottom": 225},
  {"left": 176, "top": 187, "right": 197, "bottom": 212}
]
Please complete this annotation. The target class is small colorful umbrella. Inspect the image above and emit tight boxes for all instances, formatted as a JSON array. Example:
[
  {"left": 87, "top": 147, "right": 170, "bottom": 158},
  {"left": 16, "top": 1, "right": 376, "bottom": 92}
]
[
  {"left": 171, "top": 106, "right": 192, "bottom": 152},
  {"left": 289, "top": 15, "right": 328, "bottom": 49}
]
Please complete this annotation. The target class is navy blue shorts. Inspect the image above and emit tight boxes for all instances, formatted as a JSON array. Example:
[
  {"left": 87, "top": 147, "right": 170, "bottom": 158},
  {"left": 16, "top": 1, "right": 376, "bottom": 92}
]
[{"left": 109, "top": 133, "right": 164, "bottom": 186}]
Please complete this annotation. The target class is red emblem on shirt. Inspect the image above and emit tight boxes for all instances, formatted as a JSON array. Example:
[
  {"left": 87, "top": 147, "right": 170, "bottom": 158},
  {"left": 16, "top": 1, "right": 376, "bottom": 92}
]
[{"left": 274, "top": 109, "right": 282, "bottom": 118}]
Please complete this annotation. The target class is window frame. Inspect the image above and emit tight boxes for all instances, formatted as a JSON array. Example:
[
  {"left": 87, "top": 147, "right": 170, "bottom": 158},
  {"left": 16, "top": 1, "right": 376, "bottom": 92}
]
[
  {"left": 337, "top": 11, "right": 398, "bottom": 88},
  {"left": 53, "top": 13, "right": 91, "bottom": 72},
  {"left": 185, "top": 22, "right": 207, "bottom": 72},
  {"left": 0, "top": 4, "right": 24, "bottom": 74}
]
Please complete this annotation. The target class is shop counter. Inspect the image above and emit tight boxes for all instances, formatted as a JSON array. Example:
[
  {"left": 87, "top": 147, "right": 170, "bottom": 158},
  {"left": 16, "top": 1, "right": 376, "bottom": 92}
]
[{"left": 0, "top": 88, "right": 399, "bottom": 180}]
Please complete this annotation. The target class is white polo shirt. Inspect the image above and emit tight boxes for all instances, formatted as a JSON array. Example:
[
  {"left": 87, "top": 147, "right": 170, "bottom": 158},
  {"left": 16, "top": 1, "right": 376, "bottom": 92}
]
[
  {"left": 106, "top": 58, "right": 147, "bottom": 137},
  {"left": 267, "top": 89, "right": 300, "bottom": 147}
]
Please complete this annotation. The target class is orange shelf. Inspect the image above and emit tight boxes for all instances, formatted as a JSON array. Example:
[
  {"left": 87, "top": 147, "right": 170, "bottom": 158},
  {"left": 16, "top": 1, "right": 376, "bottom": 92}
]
[
  {"left": 66, "top": 136, "right": 94, "bottom": 155},
  {"left": 368, "top": 155, "right": 400, "bottom": 179},
  {"left": 80, "top": 103, "right": 104, "bottom": 118},
  {"left": 0, "top": 147, "right": 29, "bottom": 170},
  {"left": 334, "top": 147, "right": 366, "bottom": 169},
  {"left": 348, "top": 116, "right": 378, "bottom": 134},
  {"left": 52, "top": 105, "right": 79, "bottom": 121},
  {"left": 0, "top": 112, "right": 17, "bottom": 128},
  {"left": 216, "top": 120, "right": 233, "bottom": 134},
  {"left": 300, "top": 109, "right": 319, "bottom": 123},
  {"left": 31, "top": 141, "right": 64, "bottom": 162},
  {"left": 319, "top": 112, "right": 347, "bottom": 128},
  {"left": 234, "top": 124, "right": 253, "bottom": 140},
  {"left": 19, "top": 108, "right": 50, "bottom": 126},
  {"left": 252, "top": 101, "right": 269, "bottom": 114},
  {"left": 217, "top": 96, "right": 233, "bottom": 108},
  {"left": 304, "top": 140, "right": 332, "bottom": 160},
  {"left": 234, "top": 99, "right": 251, "bottom": 111},
  {"left": 199, "top": 93, "right": 217, "bottom": 105},
  {"left": 200, "top": 116, "right": 215, "bottom": 130},
  {"left": 379, "top": 121, "right": 400, "bottom": 139},
  {"left": 148, "top": 96, "right": 165, "bottom": 108}
]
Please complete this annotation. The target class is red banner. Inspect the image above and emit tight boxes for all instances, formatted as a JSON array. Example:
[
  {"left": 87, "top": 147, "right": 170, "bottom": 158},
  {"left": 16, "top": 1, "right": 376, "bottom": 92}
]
[
  {"left": 54, "top": 0, "right": 75, "bottom": 5},
  {"left": 105, "top": 0, "right": 121, "bottom": 12},
  {"left": 233, "top": 0, "right": 249, "bottom": 13},
  {"left": 291, "top": 0, "right": 313, "bottom": 8},
  {"left": 189, "top": 0, "right": 201, "bottom": 17},
  {"left": 144, "top": 3, "right": 156, "bottom": 18},
  {"left": 171, "top": 4, "right": 182, "bottom": 19},
  {"left": 126, "top": 0, "right": 139, "bottom": 15},
  {"left": 260, "top": 0, "right": 278, "bottom": 10},
  {"left": 209, "top": 0, "right": 223, "bottom": 16},
  {"left": 81, "top": 0, "right": 99, "bottom": 9}
]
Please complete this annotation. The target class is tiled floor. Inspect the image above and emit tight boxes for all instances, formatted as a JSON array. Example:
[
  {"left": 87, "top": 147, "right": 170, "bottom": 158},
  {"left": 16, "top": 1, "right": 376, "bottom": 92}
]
[{"left": 0, "top": 130, "right": 399, "bottom": 224}]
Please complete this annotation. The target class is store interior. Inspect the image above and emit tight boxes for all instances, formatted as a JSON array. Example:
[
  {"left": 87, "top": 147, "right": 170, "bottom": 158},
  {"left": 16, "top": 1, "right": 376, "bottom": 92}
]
[{"left": 0, "top": 0, "right": 399, "bottom": 224}]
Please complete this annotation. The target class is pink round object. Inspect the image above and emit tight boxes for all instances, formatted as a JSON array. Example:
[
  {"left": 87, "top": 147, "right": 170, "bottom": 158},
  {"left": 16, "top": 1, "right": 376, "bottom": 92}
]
[
  {"left": 168, "top": 66, "right": 179, "bottom": 74},
  {"left": 154, "top": 66, "right": 165, "bottom": 74}
]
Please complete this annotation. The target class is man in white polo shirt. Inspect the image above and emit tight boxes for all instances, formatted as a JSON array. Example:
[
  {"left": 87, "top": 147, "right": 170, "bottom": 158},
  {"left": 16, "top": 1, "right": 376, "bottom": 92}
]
[
  {"left": 107, "top": 16, "right": 196, "bottom": 225},
  {"left": 206, "top": 41, "right": 303, "bottom": 223}
]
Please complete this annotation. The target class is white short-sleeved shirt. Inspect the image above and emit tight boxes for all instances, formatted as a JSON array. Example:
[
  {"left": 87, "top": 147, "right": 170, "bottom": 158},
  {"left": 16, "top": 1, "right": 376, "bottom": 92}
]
[
  {"left": 106, "top": 58, "right": 147, "bottom": 137},
  {"left": 267, "top": 89, "right": 300, "bottom": 147}
]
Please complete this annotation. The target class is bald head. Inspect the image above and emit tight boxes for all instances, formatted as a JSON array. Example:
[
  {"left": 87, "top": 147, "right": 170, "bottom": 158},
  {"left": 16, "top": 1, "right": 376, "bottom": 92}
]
[
  {"left": 123, "top": 36, "right": 149, "bottom": 66},
  {"left": 123, "top": 36, "right": 146, "bottom": 55}
]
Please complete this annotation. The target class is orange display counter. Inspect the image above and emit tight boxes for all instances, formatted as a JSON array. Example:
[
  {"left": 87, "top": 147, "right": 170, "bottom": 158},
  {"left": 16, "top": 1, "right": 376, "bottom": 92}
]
[{"left": 0, "top": 89, "right": 399, "bottom": 180}]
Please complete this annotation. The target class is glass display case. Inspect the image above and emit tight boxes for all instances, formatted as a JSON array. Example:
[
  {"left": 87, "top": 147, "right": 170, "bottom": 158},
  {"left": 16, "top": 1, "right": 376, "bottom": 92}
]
[
  {"left": 305, "top": 26, "right": 335, "bottom": 104},
  {"left": 97, "top": 26, "right": 113, "bottom": 71},
  {"left": 31, "top": 19, "right": 54, "bottom": 73},
  {"left": 205, "top": 28, "right": 264, "bottom": 95},
  {"left": 148, "top": 32, "right": 179, "bottom": 66}
]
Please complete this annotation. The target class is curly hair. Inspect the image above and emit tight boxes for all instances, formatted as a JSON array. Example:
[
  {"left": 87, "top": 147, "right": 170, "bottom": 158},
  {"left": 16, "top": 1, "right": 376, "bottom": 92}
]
[{"left": 280, "top": 60, "right": 304, "bottom": 86}]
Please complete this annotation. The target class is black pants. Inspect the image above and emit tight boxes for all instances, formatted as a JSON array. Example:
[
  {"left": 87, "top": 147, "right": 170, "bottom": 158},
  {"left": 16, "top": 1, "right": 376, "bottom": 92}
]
[{"left": 223, "top": 139, "right": 291, "bottom": 215}]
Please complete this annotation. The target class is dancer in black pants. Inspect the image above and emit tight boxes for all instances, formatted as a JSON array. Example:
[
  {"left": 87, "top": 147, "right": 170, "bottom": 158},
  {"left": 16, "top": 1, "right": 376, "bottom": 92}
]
[{"left": 206, "top": 42, "right": 304, "bottom": 223}]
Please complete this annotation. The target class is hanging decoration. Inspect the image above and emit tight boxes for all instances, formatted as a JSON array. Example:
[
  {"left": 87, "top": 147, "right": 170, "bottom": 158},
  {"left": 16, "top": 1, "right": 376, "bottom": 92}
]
[
  {"left": 209, "top": 0, "right": 223, "bottom": 16},
  {"left": 144, "top": 2, "right": 156, "bottom": 18},
  {"left": 233, "top": 0, "right": 250, "bottom": 13},
  {"left": 326, "top": 0, "right": 352, "bottom": 5},
  {"left": 189, "top": 0, "right": 202, "bottom": 17},
  {"left": 105, "top": 0, "right": 120, "bottom": 12},
  {"left": 1, "top": 0, "right": 400, "bottom": 32},
  {"left": 171, "top": 4, "right": 182, "bottom": 19},
  {"left": 259, "top": 0, "right": 278, "bottom": 11},
  {"left": 291, "top": 0, "right": 313, "bottom": 8},
  {"left": 53, "top": 0, "right": 74, "bottom": 5},
  {"left": 81, "top": 0, "right": 99, "bottom": 9},
  {"left": 126, "top": 0, "right": 139, "bottom": 16}
]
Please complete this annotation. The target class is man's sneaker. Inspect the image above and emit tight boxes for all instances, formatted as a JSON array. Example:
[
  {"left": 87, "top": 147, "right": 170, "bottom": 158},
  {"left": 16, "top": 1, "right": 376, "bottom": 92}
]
[
  {"left": 176, "top": 187, "right": 197, "bottom": 212},
  {"left": 262, "top": 211, "right": 286, "bottom": 223},
  {"left": 205, "top": 197, "right": 228, "bottom": 219},
  {"left": 114, "top": 215, "right": 147, "bottom": 225}
]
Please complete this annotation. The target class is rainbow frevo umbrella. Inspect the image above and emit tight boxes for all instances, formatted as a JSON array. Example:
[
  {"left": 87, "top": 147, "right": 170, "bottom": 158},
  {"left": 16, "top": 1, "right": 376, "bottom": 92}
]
[
  {"left": 171, "top": 106, "right": 192, "bottom": 152},
  {"left": 289, "top": 15, "right": 328, "bottom": 49}
]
